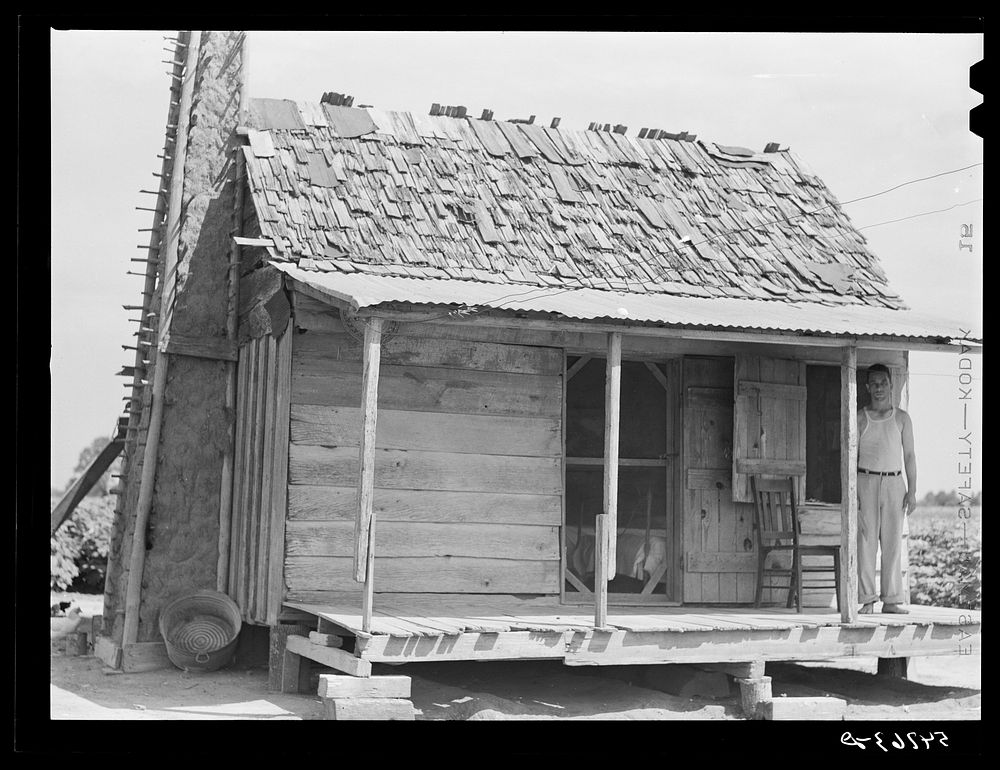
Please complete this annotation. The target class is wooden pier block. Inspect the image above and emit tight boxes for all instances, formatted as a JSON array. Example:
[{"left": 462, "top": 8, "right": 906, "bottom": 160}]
[
  {"left": 318, "top": 674, "right": 411, "bottom": 699},
  {"left": 700, "top": 660, "right": 765, "bottom": 680},
  {"left": 308, "top": 631, "right": 345, "bottom": 648},
  {"left": 269, "top": 623, "right": 312, "bottom": 692},
  {"left": 736, "top": 676, "right": 771, "bottom": 719},
  {"left": 286, "top": 633, "right": 372, "bottom": 677},
  {"left": 763, "top": 696, "right": 846, "bottom": 721},
  {"left": 876, "top": 656, "right": 908, "bottom": 679},
  {"left": 323, "top": 697, "right": 416, "bottom": 721}
]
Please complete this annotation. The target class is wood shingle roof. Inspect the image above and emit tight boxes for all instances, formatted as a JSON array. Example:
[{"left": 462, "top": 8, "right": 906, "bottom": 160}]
[{"left": 242, "top": 97, "right": 906, "bottom": 310}]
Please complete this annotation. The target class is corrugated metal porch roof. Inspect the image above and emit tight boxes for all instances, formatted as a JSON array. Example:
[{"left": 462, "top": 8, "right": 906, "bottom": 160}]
[{"left": 275, "top": 264, "right": 982, "bottom": 345}]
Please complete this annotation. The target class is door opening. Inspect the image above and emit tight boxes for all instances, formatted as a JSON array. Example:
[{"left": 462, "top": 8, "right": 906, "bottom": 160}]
[{"left": 563, "top": 355, "right": 677, "bottom": 603}]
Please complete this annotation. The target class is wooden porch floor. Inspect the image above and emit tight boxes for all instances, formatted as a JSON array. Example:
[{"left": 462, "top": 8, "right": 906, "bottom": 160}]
[{"left": 283, "top": 597, "right": 981, "bottom": 668}]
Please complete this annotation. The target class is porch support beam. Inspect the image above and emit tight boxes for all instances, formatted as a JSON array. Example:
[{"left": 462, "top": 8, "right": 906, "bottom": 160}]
[
  {"left": 839, "top": 345, "right": 859, "bottom": 623},
  {"left": 355, "top": 317, "right": 383, "bottom": 634},
  {"left": 354, "top": 304, "right": 979, "bottom": 353},
  {"left": 604, "top": 331, "right": 622, "bottom": 576},
  {"left": 594, "top": 332, "right": 621, "bottom": 629}
]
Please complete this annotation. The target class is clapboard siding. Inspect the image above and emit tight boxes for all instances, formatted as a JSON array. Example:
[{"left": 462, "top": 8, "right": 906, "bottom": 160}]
[
  {"left": 289, "top": 445, "right": 562, "bottom": 494},
  {"left": 286, "top": 316, "right": 564, "bottom": 598},
  {"left": 286, "top": 556, "right": 561, "bottom": 594},
  {"left": 290, "top": 404, "right": 561, "bottom": 457},
  {"left": 288, "top": 485, "right": 562, "bottom": 525},
  {"left": 293, "top": 364, "right": 562, "bottom": 417},
  {"left": 286, "top": 521, "right": 560, "bottom": 560},
  {"left": 294, "top": 331, "right": 563, "bottom": 376}
]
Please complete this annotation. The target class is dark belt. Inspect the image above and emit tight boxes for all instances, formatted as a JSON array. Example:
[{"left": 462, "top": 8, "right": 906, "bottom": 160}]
[{"left": 858, "top": 467, "right": 901, "bottom": 476}]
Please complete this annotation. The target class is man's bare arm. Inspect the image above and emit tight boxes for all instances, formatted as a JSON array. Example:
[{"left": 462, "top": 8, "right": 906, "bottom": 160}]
[{"left": 900, "top": 410, "right": 917, "bottom": 514}]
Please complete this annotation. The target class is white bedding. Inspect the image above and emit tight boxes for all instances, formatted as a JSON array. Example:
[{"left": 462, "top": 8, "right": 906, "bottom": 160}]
[{"left": 565, "top": 526, "right": 668, "bottom": 583}]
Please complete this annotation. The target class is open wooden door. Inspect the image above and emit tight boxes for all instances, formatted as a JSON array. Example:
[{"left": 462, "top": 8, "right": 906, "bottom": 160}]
[
  {"left": 732, "top": 355, "right": 808, "bottom": 504},
  {"left": 681, "top": 354, "right": 808, "bottom": 604},
  {"left": 681, "top": 357, "right": 748, "bottom": 603}
]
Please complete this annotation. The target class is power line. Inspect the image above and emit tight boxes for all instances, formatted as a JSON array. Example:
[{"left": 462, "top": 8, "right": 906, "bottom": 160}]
[
  {"left": 854, "top": 198, "right": 983, "bottom": 231},
  {"left": 680, "top": 162, "right": 983, "bottom": 252}
]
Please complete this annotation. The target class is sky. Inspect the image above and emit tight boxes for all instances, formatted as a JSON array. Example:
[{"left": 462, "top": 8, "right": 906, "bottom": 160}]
[{"left": 50, "top": 30, "right": 983, "bottom": 496}]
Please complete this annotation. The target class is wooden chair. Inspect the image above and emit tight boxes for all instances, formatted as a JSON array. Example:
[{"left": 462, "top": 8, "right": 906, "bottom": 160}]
[{"left": 751, "top": 476, "right": 841, "bottom": 612}]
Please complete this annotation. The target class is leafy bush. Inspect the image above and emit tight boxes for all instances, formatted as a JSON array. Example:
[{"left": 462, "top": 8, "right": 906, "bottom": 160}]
[
  {"left": 50, "top": 496, "right": 115, "bottom": 592},
  {"left": 909, "top": 521, "right": 981, "bottom": 610}
]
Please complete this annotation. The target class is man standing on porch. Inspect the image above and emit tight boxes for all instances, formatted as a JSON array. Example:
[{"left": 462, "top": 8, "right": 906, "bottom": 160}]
[{"left": 857, "top": 363, "right": 917, "bottom": 614}]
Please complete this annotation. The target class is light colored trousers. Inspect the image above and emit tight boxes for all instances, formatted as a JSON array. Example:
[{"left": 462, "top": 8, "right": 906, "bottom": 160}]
[{"left": 857, "top": 473, "right": 906, "bottom": 604}]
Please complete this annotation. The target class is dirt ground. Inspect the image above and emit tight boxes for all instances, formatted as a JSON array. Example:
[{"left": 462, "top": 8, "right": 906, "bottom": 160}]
[{"left": 50, "top": 595, "right": 980, "bottom": 721}]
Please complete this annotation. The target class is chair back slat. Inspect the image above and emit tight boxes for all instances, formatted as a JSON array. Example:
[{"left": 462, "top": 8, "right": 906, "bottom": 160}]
[
  {"left": 751, "top": 475, "right": 800, "bottom": 546},
  {"left": 751, "top": 473, "right": 839, "bottom": 613}
]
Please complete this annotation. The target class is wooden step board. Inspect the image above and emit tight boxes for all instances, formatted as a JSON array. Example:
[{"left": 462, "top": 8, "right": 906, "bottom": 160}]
[{"left": 319, "top": 674, "right": 415, "bottom": 721}]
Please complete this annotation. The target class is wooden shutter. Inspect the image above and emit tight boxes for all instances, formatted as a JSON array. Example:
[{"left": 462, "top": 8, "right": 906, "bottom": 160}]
[{"left": 732, "top": 355, "right": 807, "bottom": 504}]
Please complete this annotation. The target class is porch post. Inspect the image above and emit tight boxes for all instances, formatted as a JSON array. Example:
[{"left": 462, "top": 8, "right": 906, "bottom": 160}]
[
  {"left": 355, "top": 317, "right": 383, "bottom": 633},
  {"left": 839, "top": 345, "right": 859, "bottom": 623},
  {"left": 596, "top": 331, "right": 622, "bottom": 628}
]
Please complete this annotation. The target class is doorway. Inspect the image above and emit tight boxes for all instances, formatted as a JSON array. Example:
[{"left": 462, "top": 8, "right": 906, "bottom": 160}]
[{"left": 562, "top": 355, "right": 679, "bottom": 603}]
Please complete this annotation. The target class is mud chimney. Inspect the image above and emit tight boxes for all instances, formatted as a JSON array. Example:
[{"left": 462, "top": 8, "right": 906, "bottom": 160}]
[{"left": 104, "top": 30, "right": 248, "bottom": 647}]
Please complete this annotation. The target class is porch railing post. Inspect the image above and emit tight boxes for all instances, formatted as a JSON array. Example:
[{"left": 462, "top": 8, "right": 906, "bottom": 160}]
[
  {"left": 596, "top": 331, "right": 622, "bottom": 628},
  {"left": 355, "top": 317, "right": 383, "bottom": 634},
  {"left": 839, "top": 345, "right": 859, "bottom": 623}
]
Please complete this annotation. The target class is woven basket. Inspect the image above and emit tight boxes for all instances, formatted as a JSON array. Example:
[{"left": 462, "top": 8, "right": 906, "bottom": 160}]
[{"left": 158, "top": 590, "right": 242, "bottom": 672}]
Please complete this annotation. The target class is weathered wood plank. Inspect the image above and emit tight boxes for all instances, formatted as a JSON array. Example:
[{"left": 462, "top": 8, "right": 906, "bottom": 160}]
[
  {"left": 604, "top": 333, "right": 622, "bottom": 576},
  {"left": 685, "top": 386, "right": 733, "bottom": 408},
  {"left": 356, "top": 630, "right": 569, "bottom": 662},
  {"left": 686, "top": 468, "right": 732, "bottom": 490},
  {"left": 285, "top": 633, "right": 371, "bottom": 677},
  {"left": 292, "top": 364, "right": 562, "bottom": 418},
  {"left": 294, "top": 297, "right": 911, "bottom": 363},
  {"left": 564, "top": 623, "right": 975, "bottom": 665},
  {"left": 287, "top": 485, "right": 562, "bottom": 525},
  {"left": 228, "top": 341, "right": 251, "bottom": 600},
  {"left": 308, "top": 632, "right": 345, "bottom": 648},
  {"left": 290, "top": 404, "right": 561, "bottom": 457},
  {"left": 246, "top": 337, "right": 270, "bottom": 616},
  {"left": 594, "top": 514, "right": 608, "bottom": 628},
  {"left": 840, "top": 346, "right": 859, "bottom": 622},
  {"left": 318, "top": 675, "right": 411, "bottom": 699},
  {"left": 286, "top": 556, "right": 561, "bottom": 594},
  {"left": 355, "top": 318, "right": 382, "bottom": 583},
  {"left": 294, "top": 330, "right": 563, "bottom": 375},
  {"left": 162, "top": 331, "right": 238, "bottom": 362},
  {"left": 288, "top": 445, "right": 563, "bottom": 495},
  {"left": 266, "top": 328, "right": 293, "bottom": 624},
  {"left": 236, "top": 339, "right": 261, "bottom": 611},
  {"left": 50, "top": 438, "right": 124, "bottom": 536},
  {"left": 269, "top": 623, "right": 312, "bottom": 693},
  {"left": 737, "top": 380, "right": 807, "bottom": 401},
  {"left": 287, "top": 520, "right": 560, "bottom": 560},
  {"left": 322, "top": 697, "right": 415, "bottom": 721},
  {"left": 254, "top": 334, "right": 278, "bottom": 622},
  {"left": 283, "top": 595, "right": 560, "bottom": 624},
  {"left": 735, "top": 458, "right": 807, "bottom": 476},
  {"left": 292, "top": 292, "right": 346, "bottom": 333}
]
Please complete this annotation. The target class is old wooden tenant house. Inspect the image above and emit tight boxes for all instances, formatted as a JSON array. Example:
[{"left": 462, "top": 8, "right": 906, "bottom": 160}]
[
  {"left": 230, "top": 96, "right": 981, "bottom": 670},
  {"left": 97, "top": 32, "right": 979, "bottom": 703}
]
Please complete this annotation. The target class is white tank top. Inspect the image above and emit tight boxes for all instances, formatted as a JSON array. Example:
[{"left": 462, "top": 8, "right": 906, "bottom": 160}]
[{"left": 858, "top": 407, "right": 903, "bottom": 472}]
